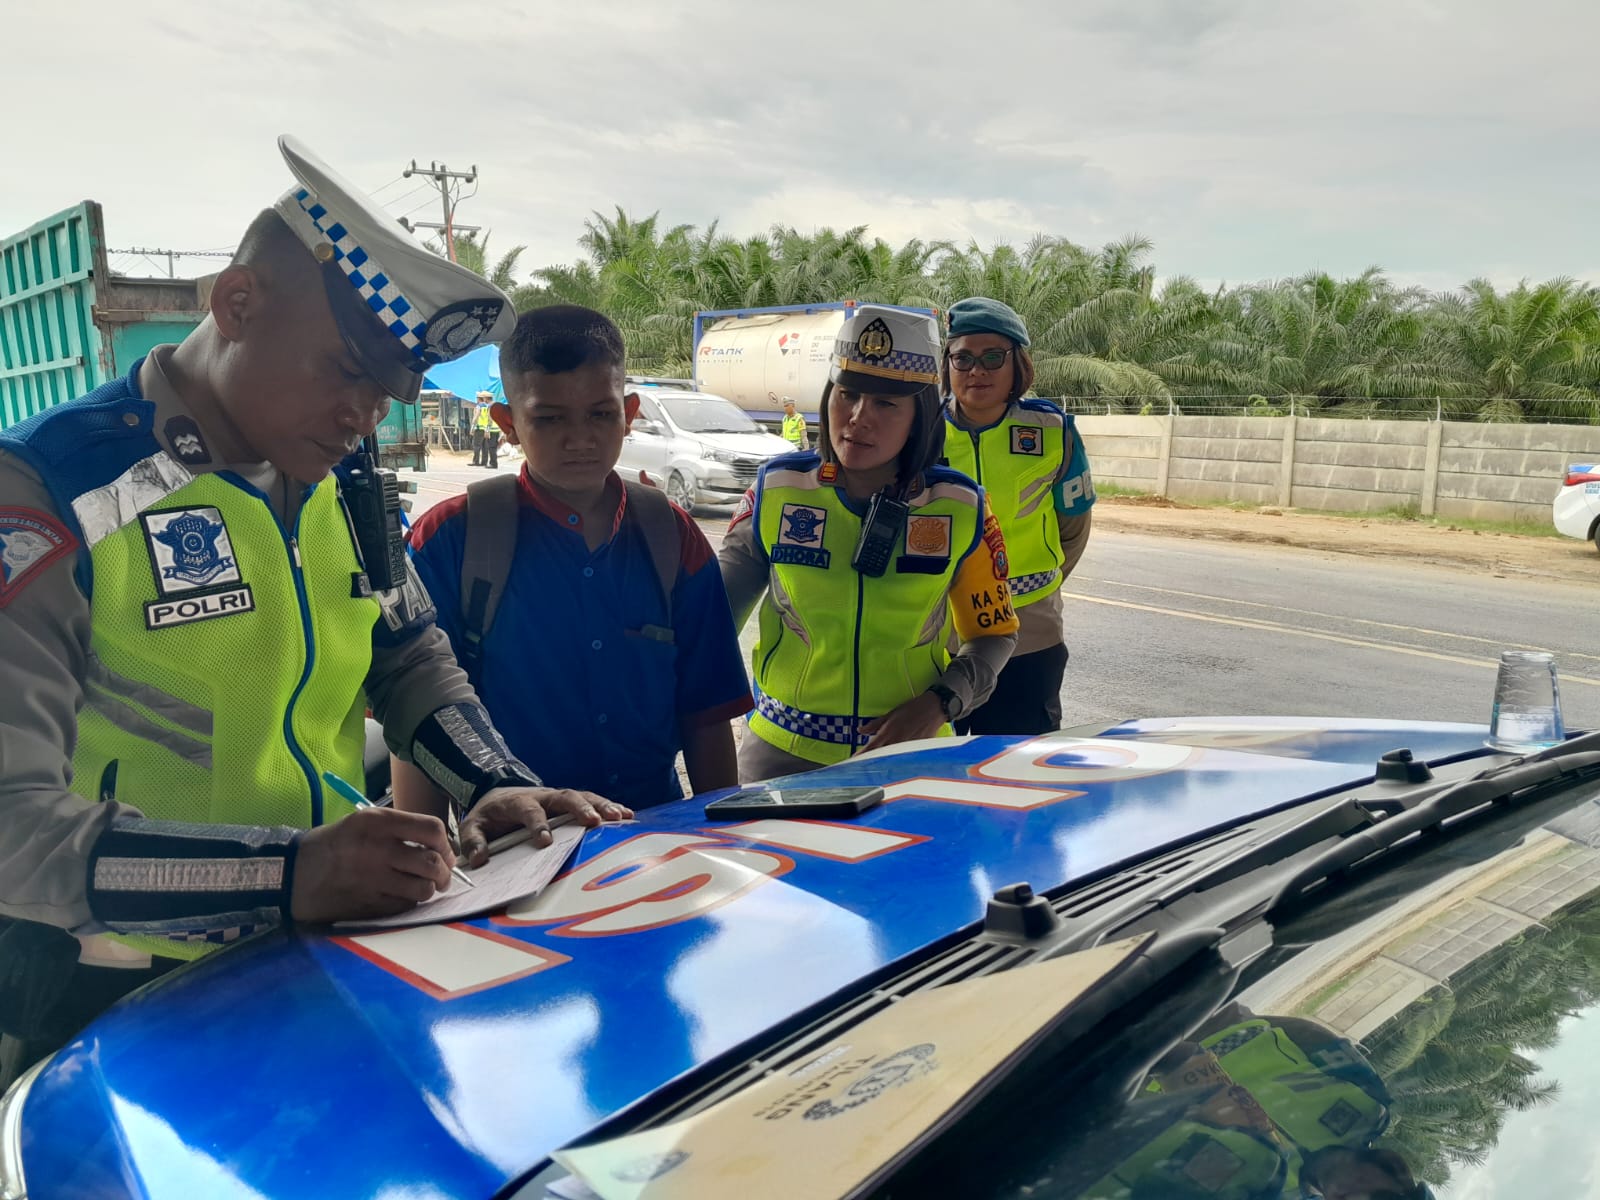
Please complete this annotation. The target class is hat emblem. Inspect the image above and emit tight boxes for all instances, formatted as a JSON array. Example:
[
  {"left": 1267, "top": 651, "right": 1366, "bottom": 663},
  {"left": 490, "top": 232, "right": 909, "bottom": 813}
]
[
  {"left": 422, "top": 299, "right": 507, "bottom": 363},
  {"left": 856, "top": 318, "right": 894, "bottom": 362}
]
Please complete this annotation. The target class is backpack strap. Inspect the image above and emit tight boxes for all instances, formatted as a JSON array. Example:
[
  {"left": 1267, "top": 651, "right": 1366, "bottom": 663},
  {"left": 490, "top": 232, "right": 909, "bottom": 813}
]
[
  {"left": 621, "top": 478, "right": 681, "bottom": 640},
  {"left": 459, "top": 473, "right": 520, "bottom": 678}
]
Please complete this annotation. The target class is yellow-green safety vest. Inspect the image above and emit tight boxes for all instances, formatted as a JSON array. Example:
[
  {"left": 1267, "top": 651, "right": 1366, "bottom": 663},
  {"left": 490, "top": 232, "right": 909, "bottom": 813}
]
[
  {"left": 942, "top": 398, "right": 1092, "bottom": 607},
  {"left": 73, "top": 472, "right": 378, "bottom": 958},
  {"left": 749, "top": 455, "right": 982, "bottom": 765},
  {"left": 781, "top": 413, "right": 807, "bottom": 447}
]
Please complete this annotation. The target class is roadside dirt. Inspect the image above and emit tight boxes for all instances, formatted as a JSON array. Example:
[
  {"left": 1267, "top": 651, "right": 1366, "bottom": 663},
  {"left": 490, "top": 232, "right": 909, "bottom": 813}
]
[{"left": 1093, "top": 495, "right": 1599, "bottom": 584}]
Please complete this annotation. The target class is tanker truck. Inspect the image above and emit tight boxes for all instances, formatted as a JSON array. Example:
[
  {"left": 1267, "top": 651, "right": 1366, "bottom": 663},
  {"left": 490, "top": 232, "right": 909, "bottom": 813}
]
[{"left": 692, "top": 301, "right": 938, "bottom": 426}]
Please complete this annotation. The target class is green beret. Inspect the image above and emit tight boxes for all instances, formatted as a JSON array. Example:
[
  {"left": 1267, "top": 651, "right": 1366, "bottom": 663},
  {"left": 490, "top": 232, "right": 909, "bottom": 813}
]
[{"left": 946, "top": 296, "right": 1030, "bottom": 348}]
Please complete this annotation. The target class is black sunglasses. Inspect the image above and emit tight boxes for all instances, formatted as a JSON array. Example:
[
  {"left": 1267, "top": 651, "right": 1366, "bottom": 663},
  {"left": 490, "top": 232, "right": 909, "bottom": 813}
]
[{"left": 947, "top": 348, "right": 1014, "bottom": 372}]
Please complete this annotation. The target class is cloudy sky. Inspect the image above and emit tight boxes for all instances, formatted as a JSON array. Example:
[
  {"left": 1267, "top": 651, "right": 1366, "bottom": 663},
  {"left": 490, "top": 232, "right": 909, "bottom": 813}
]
[{"left": 8, "top": 0, "right": 1597, "bottom": 294}]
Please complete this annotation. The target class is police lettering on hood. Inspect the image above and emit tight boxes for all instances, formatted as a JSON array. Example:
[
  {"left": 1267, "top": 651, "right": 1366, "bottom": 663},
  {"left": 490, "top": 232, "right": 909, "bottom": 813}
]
[{"left": 817, "top": 305, "right": 946, "bottom": 498}]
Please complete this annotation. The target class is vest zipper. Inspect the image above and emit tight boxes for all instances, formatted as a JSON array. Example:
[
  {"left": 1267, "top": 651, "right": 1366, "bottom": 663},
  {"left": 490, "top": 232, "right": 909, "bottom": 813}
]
[
  {"left": 759, "top": 622, "right": 785, "bottom": 677},
  {"left": 219, "top": 472, "right": 325, "bottom": 824},
  {"left": 969, "top": 430, "right": 984, "bottom": 485},
  {"left": 282, "top": 527, "right": 326, "bottom": 824},
  {"left": 849, "top": 570, "right": 866, "bottom": 750}
]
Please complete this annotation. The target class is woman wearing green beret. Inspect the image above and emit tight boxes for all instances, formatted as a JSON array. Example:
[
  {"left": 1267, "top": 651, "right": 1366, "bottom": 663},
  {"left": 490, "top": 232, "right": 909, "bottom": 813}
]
[{"left": 940, "top": 296, "right": 1095, "bottom": 735}]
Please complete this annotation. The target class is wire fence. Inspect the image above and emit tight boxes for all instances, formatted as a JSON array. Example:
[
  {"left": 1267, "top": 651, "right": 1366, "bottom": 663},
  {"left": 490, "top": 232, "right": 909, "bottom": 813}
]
[{"left": 1045, "top": 395, "right": 1600, "bottom": 425}]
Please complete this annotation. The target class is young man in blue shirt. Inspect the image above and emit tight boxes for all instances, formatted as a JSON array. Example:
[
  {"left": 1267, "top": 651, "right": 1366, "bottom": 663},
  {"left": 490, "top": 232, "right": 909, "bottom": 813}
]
[{"left": 395, "top": 307, "right": 750, "bottom": 836}]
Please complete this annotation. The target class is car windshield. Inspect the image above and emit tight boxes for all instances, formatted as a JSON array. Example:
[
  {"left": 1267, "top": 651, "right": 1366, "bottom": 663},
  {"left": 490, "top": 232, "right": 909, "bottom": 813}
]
[
  {"left": 660, "top": 395, "right": 761, "bottom": 434},
  {"left": 873, "top": 773, "right": 1600, "bottom": 1200}
]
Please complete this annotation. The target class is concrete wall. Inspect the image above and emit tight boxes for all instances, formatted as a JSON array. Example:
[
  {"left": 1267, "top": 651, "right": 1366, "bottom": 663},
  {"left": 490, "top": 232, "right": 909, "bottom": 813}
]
[
  {"left": 1168, "top": 415, "right": 1286, "bottom": 505},
  {"left": 1291, "top": 418, "right": 1431, "bottom": 514},
  {"left": 1075, "top": 414, "right": 1168, "bottom": 493},
  {"left": 1436, "top": 422, "right": 1600, "bottom": 523},
  {"left": 1075, "top": 413, "right": 1600, "bottom": 526}
]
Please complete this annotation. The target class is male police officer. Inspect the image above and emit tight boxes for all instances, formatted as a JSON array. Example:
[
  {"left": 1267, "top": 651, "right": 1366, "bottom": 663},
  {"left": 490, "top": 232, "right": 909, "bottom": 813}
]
[
  {"left": 0, "top": 137, "right": 625, "bottom": 1077},
  {"left": 778, "top": 396, "right": 809, "bottom": 450}
]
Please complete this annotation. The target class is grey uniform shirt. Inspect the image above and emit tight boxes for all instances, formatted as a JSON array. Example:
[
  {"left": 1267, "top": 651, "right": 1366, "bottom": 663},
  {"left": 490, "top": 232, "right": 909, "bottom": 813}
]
[{"left": 0, "top": 347, "right": 475, "bottom": 931}]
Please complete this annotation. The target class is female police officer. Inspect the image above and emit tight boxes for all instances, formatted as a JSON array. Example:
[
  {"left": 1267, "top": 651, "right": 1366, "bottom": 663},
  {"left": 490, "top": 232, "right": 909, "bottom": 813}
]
[
  {"left": 940, "top": 297, "right": 1095, "bottom": 735},
  {"left": 718, "top": 306, "right": 1019, "bottom": 783}
]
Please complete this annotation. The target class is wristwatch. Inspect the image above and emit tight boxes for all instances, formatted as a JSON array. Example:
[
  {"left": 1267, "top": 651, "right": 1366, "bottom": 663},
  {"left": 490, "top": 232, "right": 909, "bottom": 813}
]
[{"left": 929, "top": 684, "right": 960, "bottom": 721}]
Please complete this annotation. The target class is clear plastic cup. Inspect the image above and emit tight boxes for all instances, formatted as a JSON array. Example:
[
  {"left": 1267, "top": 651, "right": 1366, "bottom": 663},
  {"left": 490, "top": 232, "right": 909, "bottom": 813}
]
[{"left": 1487, "top": 650, "right": 1566, "bottom": 752}]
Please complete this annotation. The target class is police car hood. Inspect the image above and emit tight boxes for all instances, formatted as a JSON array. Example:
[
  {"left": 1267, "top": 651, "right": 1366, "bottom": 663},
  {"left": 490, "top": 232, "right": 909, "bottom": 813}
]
[{"left": 22, "top": 719, "right": 1495, "bottom": 1199}]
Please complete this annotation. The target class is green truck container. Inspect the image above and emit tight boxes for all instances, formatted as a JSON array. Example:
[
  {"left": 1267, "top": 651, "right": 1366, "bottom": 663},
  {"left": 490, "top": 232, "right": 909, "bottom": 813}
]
[
  {"left": 1, "top": 201, "right": 210, "bottom": 428},
  {"left": 373, "top": 399, "right": 427, "bottom": 471},
  {"left": 3, "top": 201, "right": 429, "bottom": 471}
]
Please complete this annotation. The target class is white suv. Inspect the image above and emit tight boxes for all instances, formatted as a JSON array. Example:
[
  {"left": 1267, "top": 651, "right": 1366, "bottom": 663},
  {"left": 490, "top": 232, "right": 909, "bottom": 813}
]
[{"left": 619, "top": 385, "right": 795, "bottom": 514}]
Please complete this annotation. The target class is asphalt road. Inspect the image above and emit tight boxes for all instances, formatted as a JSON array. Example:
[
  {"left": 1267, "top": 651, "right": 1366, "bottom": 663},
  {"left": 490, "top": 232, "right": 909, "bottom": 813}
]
[
  {"left": 404, "top": 455, "right": 1600, "bottom": 735},
  {"left": 1048, "top": 533, "right": 1600, "bottom": 733}
]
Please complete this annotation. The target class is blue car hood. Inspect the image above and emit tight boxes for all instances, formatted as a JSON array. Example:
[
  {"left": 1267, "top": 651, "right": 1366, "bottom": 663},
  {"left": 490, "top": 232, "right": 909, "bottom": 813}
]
[{"left": 21, "top": 719, "right": 1492, "bottom": 1199}]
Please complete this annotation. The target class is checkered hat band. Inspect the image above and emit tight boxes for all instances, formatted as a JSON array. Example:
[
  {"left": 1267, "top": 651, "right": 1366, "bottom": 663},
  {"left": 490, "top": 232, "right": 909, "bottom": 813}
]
[
  {"left": 1009, "top": 569, "right": 1061, "bottom": 597},
  {"left": 831, "top": 353, "right": 939, "bottom": 385},
  {"left": 755, "top": 692, "right": 869, "bottom": 746},
  {"left": 289, "top": 188, "right": 431, "bottom": 361}
]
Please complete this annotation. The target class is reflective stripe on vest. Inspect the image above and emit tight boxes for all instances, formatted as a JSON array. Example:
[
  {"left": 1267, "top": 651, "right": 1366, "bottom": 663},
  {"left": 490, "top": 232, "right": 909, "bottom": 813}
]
[
  {"left": 750, "top": 461, "right": 980, "bottom": 765},
  {"left": 72, "top": 472, "right": 378, "bottom": 960},
  {"left": 942, "top": 400, "right": 1068, "bottom": 609}
]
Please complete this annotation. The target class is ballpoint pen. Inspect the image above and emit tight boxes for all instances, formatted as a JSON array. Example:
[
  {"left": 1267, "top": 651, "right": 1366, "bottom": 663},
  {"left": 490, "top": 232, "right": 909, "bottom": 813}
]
[
  {"left": 322, "top": 772, "right": 476, "bottom": 889},
  {"left": 484, "top": 813, "right": 576, "bottom": 858}
]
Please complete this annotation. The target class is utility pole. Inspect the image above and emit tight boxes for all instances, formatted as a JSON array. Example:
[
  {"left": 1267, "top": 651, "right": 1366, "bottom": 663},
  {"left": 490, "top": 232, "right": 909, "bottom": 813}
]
[{"left": 401, "top": 159, "right": 477, "bottom": 262}]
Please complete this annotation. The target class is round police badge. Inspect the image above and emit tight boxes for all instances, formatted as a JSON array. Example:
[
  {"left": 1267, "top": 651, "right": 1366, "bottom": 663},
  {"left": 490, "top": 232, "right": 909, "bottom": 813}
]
[
  {"left": 421, "top": 299, "right": 506, "bottom": 363},
  {"left": 855, "top": 317, "right": 894, "bottom": 362}
]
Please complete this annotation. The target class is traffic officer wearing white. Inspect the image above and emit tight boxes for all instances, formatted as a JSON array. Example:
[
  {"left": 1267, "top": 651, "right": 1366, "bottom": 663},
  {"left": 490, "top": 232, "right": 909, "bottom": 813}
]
[
  {"left": 940, "top": 297, "right": 1095, "bottom": 735},
  {"left": 719, "top": 306, "right": 1020, "bottom": 783},
  {"left": 0, "top": 136, "right": 627, "bottom": 1075}
]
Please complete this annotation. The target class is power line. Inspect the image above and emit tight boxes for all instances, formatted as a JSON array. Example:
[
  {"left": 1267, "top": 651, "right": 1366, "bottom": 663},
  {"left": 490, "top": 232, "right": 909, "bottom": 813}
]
[
  {"left": 381, "top": 182, "right": 433, "bottom": 212},
  {"left": 394, "top": 194, "right": 443, "bottom": 223}
]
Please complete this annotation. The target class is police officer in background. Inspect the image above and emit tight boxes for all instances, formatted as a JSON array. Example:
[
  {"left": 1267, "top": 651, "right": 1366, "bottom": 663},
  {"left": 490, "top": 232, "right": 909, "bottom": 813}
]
[
  {"left": 472, "top": 390, "right": 500, "bottom": 467},
  {"left": 940, "top": 297, "right": 1095, "bottom": 735},
  {"left": 0, "top": 136, "right": 627, "bottom": 1081},
  {"left": 778, "top": 395, "right": 810, "bottom": 450}
]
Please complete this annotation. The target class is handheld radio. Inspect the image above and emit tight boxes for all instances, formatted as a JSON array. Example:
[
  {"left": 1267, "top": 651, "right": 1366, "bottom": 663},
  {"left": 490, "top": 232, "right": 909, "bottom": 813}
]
[
  {"left": 339, "top": 436, "right": 408, "bottom": 593},
  {"left": 851, "top": 492, "right": 909, "bottom": 578}
]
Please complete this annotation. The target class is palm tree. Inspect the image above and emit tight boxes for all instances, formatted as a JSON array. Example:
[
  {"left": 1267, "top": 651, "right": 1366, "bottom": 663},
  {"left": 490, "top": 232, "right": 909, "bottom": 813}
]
[
  {"left": 1426, "top": 278, "right": 1600, "bottom": 421},
  {"left": 1365, "top": 904, "right": 1600, "bottom": 1187},
  {"left": 429, "top": 230, "right": 526, "bottom": 291},
  {"left": 1161, "top": 269, "right": 1450, "bottom": 415},
  {"left": 932, "top": 236, "right": 1175, "bottom": 400}
]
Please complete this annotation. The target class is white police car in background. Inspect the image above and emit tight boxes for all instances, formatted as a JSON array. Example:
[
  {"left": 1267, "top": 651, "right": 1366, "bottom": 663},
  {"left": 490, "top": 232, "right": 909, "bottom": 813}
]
[
  {"left": 618, "top": 378, "right": 794, "bottom": 514},
  {"left": 1553, "top": 463, "right": 1600, "bottom": 552}
]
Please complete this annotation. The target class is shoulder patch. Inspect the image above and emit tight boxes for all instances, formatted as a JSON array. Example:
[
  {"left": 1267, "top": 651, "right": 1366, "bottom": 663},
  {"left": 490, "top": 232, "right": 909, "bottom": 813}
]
[
  {"left": 162, "top": 416, "right": 212, "bottom": 466},
  {"left": 728, "top": 488, "right": 755, "bottom": 532},
  {"left": 0, "top": 507, "right": 76, "bottom": 608}
]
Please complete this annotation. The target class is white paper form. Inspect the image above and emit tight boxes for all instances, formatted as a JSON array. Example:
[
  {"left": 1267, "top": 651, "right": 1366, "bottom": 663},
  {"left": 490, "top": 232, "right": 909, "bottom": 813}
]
[{"left": 335, "top": 823, "right": 585, "bottom": 930}]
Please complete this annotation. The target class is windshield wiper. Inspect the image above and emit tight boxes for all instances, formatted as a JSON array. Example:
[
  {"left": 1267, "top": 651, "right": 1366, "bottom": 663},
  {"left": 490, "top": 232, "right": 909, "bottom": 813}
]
[{"left": 1268, "top": 738, "right": 1600, "bottom": 919}]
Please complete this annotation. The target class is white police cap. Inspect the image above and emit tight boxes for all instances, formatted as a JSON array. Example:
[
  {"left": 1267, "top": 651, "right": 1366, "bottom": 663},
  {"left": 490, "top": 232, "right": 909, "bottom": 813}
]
[
  {"left": 272, "top": 135, "right": 516, "bottom": 403},
  {"left": 830, "top": 305, "right": 940, "bottom": 396}
]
